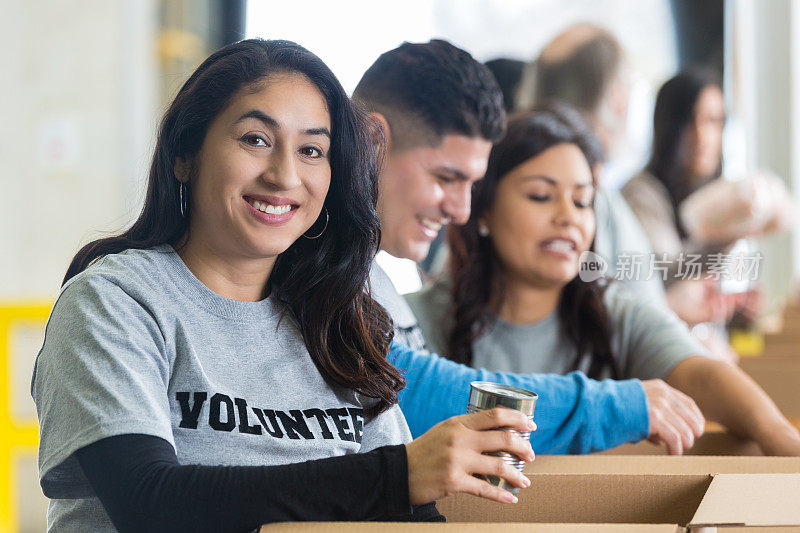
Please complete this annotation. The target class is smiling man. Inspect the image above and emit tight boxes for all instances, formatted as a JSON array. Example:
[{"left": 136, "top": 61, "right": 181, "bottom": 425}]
[
  {"left": 353, "top": 40, "right": 502, "bottom": 350},
  {"left": 350, "top": 40, "right": 704, "bottom": 456}
]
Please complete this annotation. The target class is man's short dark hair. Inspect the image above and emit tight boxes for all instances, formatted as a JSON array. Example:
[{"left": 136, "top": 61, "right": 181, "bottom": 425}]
[{"left": 353, "top": 39, "right": 506, "bottom": 150}]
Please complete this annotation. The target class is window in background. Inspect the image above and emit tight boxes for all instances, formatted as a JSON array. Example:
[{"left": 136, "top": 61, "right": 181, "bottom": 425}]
[{"left": 246, "top": 1, "right": 438, "bottom": 94}]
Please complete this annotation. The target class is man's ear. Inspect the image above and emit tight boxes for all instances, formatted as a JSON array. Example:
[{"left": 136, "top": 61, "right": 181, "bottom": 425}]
[
  {"left": 369, "top": 112, "right": 392, "bottom": 151},
  {"left": 174, "top": 157, "right": 191, "bottom": 183}
]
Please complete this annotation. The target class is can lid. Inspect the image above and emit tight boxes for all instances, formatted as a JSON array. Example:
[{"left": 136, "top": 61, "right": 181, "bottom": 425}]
[
  {"left": 468, "top": 381, "right": 538, "bottom": 415},
  {"left": 470, "top": 382, "right": 537, "bottom": 399}
]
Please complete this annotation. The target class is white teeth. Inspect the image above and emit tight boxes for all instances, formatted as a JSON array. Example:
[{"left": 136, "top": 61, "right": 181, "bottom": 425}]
[
  {"left": 544, "top": 239, "right": 574, "bottom": 252},
  {"left": 249, "top": 198, "right": 292, "bottom": 215},
  {"left": 419, "top": 217, "right": 442, "bottom": 231},
  {"left": 268, "top": 204, "right": 290, "bottom": 214}
]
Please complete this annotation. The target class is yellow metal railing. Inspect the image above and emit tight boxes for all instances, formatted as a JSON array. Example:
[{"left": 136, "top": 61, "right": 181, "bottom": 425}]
[{"left": 1, "top": 303, "right": 51, "bottom": 533}]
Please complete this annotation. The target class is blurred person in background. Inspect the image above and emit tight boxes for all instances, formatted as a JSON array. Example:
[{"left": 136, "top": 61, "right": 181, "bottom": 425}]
[
  {"left": 485, "top": 58, "right": 526, "bottom": 113},
  {"left": 623, "top": 69, "right": 728, "bottom": 258},
  {"left": 353, "top": 40, "right": 702, "bottom": 455},
  {"left": 519, "top": 25, "right": 763, "bottom": 363},
  {"left": 517, "top": 23, "right": 666, "bottom": 303},
  {"left": 407, "top": 107, "right": 800, "bottom": 456},
  {"left": 622, "top": 69, "right": 791, "bottom": 336}
]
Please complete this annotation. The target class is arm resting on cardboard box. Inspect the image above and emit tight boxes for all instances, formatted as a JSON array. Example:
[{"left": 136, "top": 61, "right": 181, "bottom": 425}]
[
  {"left": 75, "top": 434, "right": 443, "bottom": 533},
  {"left": 666, "top": 355, "right": 800, "bottom": 455},
  {"left": 388, "top": 341, "right": 649, "bottom": 454}
]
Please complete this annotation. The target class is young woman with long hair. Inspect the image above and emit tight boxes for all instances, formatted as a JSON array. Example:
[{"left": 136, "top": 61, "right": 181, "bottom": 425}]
[
  {"left": 32, "top": 39, "right": 536, "bottom": 532},
  {"left": 622, "top": 69, "right": 789, "bottom": 354},
  {"left": 407, "top": 106, "right": 800, "bottom": 456}
]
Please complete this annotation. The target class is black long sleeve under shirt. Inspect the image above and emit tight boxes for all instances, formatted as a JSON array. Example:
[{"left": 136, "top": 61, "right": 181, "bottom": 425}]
[{"left": 75, "top": 433, "right": 443, "bottom": 532}]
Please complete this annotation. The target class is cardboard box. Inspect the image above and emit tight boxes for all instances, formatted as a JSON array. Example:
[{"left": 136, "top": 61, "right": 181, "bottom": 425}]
[
  {"left": 437, "top": 473, "right": 800, "bottom": 531},
  {"left": 597, "top": 431, "right": 764, "bottom": 456},
  {"left": 262, "top": 524, "right": 681, "bottom": 532},
  {"left": 259, "top": 468, "right": 800, "bottom": 531},
  {"left": 757, "top": 344, "right": 799, "bottom": 359},
  {"left": 739, "top": 358, "right": 800, "bottom": 418},
  {"left": 747, "top": 340, "right": 800, "bottom": 359},
  {"left": 529, "top": 454, "right": 800, "bottom": 474}
]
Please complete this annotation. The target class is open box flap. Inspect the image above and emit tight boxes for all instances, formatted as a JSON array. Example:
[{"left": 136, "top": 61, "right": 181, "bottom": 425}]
[
  {"left": 260, "top": 522, "right": 682, "bottom": 532},
  {"left": 437, "top": 473, "right": 711, "bottom": 525},
  {"left": 689, "top": 473, "right": 800, "bottom": 527},
  {"left": 528, "top": 455, "right": 800, "bottom": 474}
]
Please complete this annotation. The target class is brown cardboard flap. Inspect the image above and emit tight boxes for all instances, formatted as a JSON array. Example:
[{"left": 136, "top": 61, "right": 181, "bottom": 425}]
[
  {"left": 739, "top": 359, "right": 800, "bottom": 417},
  {"left": 527, "top": 455, "right": 800, "bottom": 474},
  {"left": 759, "top": 343, "right": 800, "bottom": 358},
  {"left": 260, "top": 523, "right": 681, "bottom": 532},
  {"left": 720, "top": 526, "right": 800, "bottom": 533},
  {"left": 438, "top": 473, "right": 711, "bottom": 525},
  {"left": 689, "top": 474, "right": 800, "bottom": 527},
  {"left": 598, "top": 432, "right": 763, "bottom": 456}
]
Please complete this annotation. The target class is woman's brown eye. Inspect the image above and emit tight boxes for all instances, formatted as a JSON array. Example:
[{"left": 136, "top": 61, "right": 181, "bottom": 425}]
[
  {"left": 301, "top": 146, "right": 323, "bottom": 158},
  {"left": 243, "top": 134, "right": 267, "bottom": 146}
]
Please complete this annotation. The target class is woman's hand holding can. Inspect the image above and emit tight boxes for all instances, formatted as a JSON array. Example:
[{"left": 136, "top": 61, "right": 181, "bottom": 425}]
[{"left": 405, "top": 407, "right": 536, "bottom": 505}]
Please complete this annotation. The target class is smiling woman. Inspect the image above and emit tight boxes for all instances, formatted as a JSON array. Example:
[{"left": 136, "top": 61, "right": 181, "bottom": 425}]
[
  {"left": 407, "top": 105, "right": 800, "bottom": 458},
  {"left": 172, "top": 72, "right": 334, "bottom": 299},
  {"left": 31, "top": 39, "right": 538, "bottom": 532},
  {"left": 60, "top": 39, "right": 399, "bottom": 415}
]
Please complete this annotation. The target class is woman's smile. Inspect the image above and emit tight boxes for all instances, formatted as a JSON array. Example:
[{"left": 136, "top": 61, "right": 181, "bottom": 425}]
[
  {"left": 539, "top": 237, "right": 579, "bottom": 259},
  {"left": 243, "top": 195, "right": 299, "bottom": 226}
]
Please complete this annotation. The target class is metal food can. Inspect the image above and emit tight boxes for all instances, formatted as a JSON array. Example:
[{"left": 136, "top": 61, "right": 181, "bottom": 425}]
[{"left": 467, "top": 381, "right": 538, "bottom": 494}]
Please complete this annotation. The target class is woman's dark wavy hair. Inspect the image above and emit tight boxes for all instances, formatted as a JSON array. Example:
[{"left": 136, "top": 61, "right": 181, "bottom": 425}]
[
  {"left": 646, "top": 68, "right": 723, "bottom": 238},
  {"left": 447, "top": 104, "right": 621, "bottom": 379},
  {"left": 62, "top": 39, "right": 403, "bottom": 416}
]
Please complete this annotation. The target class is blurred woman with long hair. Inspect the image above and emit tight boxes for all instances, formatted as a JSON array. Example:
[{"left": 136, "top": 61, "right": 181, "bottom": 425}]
[
  {"left": 407, "top": 106, "right": 800, "bottom": 456},
  {"left": 623, "top": 69, "right": 790, "bottom": 349}
]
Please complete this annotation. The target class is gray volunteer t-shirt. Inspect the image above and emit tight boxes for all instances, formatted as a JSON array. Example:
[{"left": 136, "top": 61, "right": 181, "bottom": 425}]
[
  {"left": 405, "top": 279, "right": 707, "bottom": 380},
  {"left": 369, "top": 262, "right": 427, "bottom": 352},
  {"left": 32, "top": 245, "right": 411, "bottom": 532}
]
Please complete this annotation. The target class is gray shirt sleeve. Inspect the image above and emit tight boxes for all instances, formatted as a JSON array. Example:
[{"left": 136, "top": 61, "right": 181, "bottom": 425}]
[
  {"left": 358, "top": 403, "right": 412, "bottom": 453},
  {"left": 607, "top": 285, "right": 709, "bottom": 380},
  {"left": 32, "top": 272, "right": 175, "bottom": 498}
]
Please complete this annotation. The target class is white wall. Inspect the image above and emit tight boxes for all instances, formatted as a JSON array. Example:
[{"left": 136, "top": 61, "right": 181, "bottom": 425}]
[
  {"left": 0, "top": 1, "right": 158, "bottom": 531},
  {"left": 0, "top": 0, "right": 158, "bottom": 301}
]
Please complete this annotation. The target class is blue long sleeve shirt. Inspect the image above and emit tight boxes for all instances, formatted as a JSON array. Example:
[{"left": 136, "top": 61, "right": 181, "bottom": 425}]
[{"left": 388, "top": 341, "right": 649, "bottom": 454}]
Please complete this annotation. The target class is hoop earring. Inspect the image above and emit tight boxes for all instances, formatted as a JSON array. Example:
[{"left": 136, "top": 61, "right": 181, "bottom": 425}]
[
  {"left": 303, "top": 207, "right": 329, "bottom": 239},
  {"left": 179, "top": 182, "right": 188, "bottom": 218}
]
